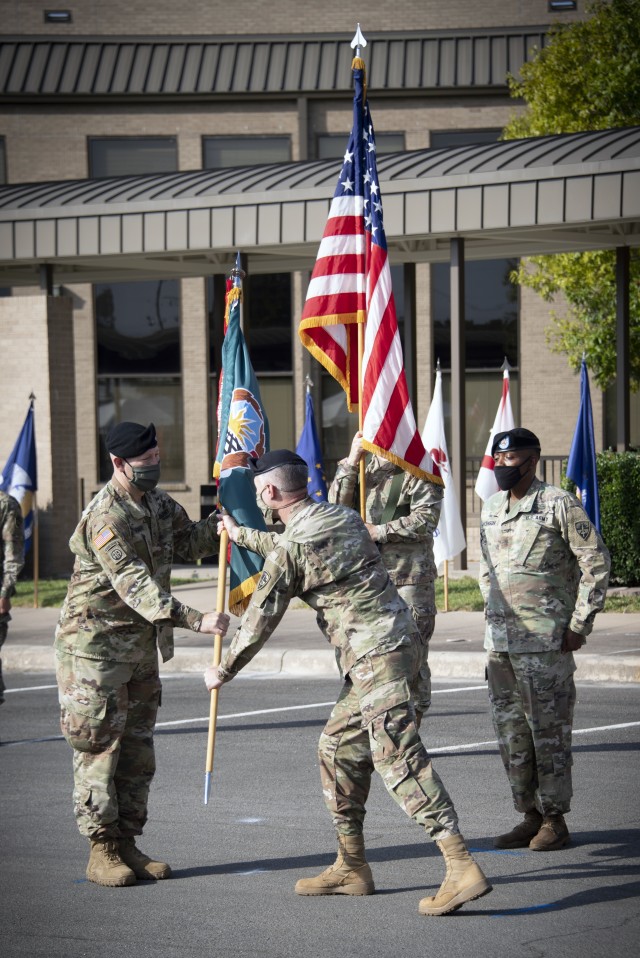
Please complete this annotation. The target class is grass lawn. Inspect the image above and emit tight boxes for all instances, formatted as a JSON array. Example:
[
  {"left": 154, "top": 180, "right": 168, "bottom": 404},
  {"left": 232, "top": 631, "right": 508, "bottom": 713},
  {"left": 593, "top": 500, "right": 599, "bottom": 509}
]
[{"left": 13, "top": 576, "right": 640, "bottom": 613}]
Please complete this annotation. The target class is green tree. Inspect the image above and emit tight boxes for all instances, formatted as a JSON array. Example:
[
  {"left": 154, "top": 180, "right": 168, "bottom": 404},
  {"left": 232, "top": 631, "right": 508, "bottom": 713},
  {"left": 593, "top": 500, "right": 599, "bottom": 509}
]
[{"left": 503, "top": 0, "right": 640, "bottom": 390}]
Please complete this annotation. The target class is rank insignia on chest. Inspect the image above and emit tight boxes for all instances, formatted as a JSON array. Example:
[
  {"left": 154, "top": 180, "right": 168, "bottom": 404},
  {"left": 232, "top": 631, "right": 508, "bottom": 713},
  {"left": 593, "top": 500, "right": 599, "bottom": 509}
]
[
  {"left": 575, "top": 520, "right": 591, "bottom": 540},
  {"left": 257, "top": 570, "right": 271, "bottom": 590},
  {"left": 93, "top": 526, "right": 115, "bottom": 549}
]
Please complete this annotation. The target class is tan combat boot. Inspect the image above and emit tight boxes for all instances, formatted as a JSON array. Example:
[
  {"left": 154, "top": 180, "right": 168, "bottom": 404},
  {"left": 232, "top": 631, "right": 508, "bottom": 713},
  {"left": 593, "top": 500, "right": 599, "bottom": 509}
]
[
  {"left": 494, "top": 810, "right": 543, "bottom": 849},
  {"left": 419, "top": 834, "right": 492, "bottom": 916},
  {"left": 86, "top": 838, "right": 136, "bottom": 887},
  {"left": 529, "top": 814, "right": 570, "bottom": 851},
  {"left": 295, "top": 834, "right": 375, "bottom": 896},
  {"left": 118, "top": 837, "right": 172, "bottom": 879}
]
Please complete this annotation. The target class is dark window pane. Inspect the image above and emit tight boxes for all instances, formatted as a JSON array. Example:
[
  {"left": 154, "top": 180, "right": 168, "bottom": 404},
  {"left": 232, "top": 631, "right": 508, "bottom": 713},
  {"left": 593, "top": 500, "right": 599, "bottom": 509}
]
[
  {"left": 317, "top": 132, "right": 404, "bottom": 160},
  {"left": 89, "top": 137, "right": 178, "bottom": 178},
  {"left": 97, "top": 376, "right": 184, "bottom": 481},
  {"left": 203, "top": 136, "right": 291, "bottom": 169},
  {"left": 207, "top": 273, "right": 292, "bottom": 374},
  {"left": 430, "top": 129, "right": 502, "bottom": 148},
  {"left": 95, "top": 280, "right": 181, "bottom": 375},
  {"left": 432, "top": 259, "right": 518, "bottom": 370},
  {"left": 0, "top": 137, "right": 6, "bottom": 184}
]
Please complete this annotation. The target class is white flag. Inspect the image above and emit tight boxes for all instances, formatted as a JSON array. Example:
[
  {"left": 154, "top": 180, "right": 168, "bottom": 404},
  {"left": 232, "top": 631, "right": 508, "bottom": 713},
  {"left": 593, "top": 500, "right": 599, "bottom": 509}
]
[
  {"left": 474, "top": 369, "right": 515, "bottom": 501},
  {"left": 422, "top": 368, "right": 466, "bottom": 569}
]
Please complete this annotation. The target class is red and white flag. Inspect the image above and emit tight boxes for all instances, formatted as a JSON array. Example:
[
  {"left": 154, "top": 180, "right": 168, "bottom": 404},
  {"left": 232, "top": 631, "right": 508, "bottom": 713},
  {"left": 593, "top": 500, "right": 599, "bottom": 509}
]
[
  {"left": 422, "top": 367, "right": 466, "bottom": 568},
  {"left": 475, "top": 369, "right": 516, "bottom": 501},
  {"left": 299, "top": 59, "right": 441, "bottom": 484}
]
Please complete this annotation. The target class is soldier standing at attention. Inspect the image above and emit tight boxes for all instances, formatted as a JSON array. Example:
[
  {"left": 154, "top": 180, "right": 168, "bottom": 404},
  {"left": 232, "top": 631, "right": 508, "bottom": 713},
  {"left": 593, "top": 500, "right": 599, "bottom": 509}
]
[
  {"left": 205, "top": 449, "right": 492, "bottom": 916},
  {"left": 480, "top": 427, "right": 610, "bottom": 852},
  {"left": 55, "top": 422, "right": 229, "bottom": 887},
  {"left": 329, "top": 431, "right": 443, "bottom": 726},
  {"left": 0, "top": 490, "right": 25, "bottom": 705}
]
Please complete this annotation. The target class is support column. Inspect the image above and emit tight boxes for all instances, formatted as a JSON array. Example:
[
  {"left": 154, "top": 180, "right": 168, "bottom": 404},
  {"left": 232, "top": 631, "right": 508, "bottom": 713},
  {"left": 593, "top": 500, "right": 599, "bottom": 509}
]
[
  {"left": 616, "top": 246, "right": 630, "bottom": 452},
  {"left": 450, "top": 238, "right": 467, "bottom": 569},
  {"left": 403, "top": 263, "right": 417, "bottom": 407}
]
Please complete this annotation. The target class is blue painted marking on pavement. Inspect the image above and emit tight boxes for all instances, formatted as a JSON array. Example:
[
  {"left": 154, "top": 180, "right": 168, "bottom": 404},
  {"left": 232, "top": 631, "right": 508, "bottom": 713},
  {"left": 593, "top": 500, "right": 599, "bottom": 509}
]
[{"left": 468, "top": 846, "right": 525, "bottom": 857}]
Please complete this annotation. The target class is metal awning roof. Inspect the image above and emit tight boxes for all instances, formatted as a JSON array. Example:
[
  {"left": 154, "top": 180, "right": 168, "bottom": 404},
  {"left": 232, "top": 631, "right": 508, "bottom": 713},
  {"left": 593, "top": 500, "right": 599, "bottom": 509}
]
[
  {"left": 1, "top": 126, "right": 639, "bottom": 285},
  {"left": 0, "top": 27, "right": 547, "bottom": 99}
]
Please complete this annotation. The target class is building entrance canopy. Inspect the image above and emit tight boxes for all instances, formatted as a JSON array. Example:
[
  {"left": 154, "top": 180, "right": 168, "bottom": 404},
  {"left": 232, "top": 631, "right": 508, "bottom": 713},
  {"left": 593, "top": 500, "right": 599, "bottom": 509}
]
[{"left": 0, "top": 126, "right": 638, "bottom": 287}]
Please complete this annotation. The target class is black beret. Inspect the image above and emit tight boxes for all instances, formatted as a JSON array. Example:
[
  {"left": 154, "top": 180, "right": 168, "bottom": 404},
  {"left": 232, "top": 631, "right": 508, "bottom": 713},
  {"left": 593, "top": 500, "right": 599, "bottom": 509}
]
[
  {"left": 106, "top": 421, "right": 157, "bottom": 458},
  {"left": 250, "top": 449, "right": 307, "bottom": 476},
  {"left": 492, "top": 427, "right": 541, "bottom": 457}
]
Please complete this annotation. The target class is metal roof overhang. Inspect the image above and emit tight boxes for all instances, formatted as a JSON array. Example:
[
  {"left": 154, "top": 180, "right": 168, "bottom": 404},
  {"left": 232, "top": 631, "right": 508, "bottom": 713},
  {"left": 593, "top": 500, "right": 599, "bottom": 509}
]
[{"left": 0, "top": 127, "right": 639, "bottom": 286}]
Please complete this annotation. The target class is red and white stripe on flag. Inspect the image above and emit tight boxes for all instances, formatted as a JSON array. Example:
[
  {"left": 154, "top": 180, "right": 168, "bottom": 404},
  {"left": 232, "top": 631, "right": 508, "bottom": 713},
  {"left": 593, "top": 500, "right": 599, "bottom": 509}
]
[
  {"left": 299, "top": 60, "right": 442, "bottom": 485},
  {"left": 474, "top": 369, "right": 516, "bottom": 501},
  {"left": 299, "top": 194, "right": 366, "bottom": 410}
]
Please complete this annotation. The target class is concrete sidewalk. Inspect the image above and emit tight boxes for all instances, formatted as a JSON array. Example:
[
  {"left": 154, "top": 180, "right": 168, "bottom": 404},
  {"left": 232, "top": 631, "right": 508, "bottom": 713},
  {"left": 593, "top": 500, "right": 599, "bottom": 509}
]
[{"left": 3, "top": 575, "right": 640, "bottom": 683}]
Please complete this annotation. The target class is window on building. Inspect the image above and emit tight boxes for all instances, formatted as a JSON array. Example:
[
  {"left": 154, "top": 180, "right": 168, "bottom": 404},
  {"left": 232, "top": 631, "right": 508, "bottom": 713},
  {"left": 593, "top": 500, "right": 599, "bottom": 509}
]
[
  {"left": 89, "top": 137, "right": 178, "bottom": 178},
  {"left": 90, "top": 138, "right": 183, "bottom": 481},
  {"left": 430, "top": 129, "right": 502, "bottom": 149},
  {"left": 203, "top": 136, "right": 291, "bottom": 169},
  {"left": 0, "top": 137, "right": 6, "bottom": 184},
  {"left": 317, "top": 132, "right": 405, "bottom": 159}
]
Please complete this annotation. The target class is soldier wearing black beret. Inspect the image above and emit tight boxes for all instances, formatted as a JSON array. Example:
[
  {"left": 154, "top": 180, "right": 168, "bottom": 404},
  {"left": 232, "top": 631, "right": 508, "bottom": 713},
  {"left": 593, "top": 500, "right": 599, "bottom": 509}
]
[
  {"left": 55, "top": 421, "right": 230, "bottom": 887},
  {"left": 479, "top": 426, "right": 610, "bottom": 852}
]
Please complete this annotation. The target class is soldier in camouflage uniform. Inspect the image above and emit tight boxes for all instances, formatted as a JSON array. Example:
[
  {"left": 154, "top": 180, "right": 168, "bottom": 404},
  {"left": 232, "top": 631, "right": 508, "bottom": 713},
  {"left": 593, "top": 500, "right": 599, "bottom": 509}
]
[
  {"left": 329, "top": 431, "right": 443, "bottom": 725},
  {"left": 479, "top": 427, "right": 610, "bottom": 852},
  {"left": 0, "top": 490, "right": 25, "bottom": 705},
  {"left": 55, "top": 421, "right": 230, "bottom": 887},
  {"left": 205, "top": 449, "right": 491, "bottom": 916}
]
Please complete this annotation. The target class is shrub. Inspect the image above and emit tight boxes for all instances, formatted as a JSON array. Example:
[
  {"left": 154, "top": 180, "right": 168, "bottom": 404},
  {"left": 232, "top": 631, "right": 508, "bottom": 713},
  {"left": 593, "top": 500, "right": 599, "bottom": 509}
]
[{"left": 598, "top": 451, "right": 640, "bottom": 586}]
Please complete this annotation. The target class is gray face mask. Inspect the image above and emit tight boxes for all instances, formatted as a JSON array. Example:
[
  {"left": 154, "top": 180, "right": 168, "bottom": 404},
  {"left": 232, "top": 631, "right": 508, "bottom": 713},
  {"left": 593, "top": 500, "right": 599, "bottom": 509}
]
[{"left": 125, "top": 461, "right": 161, "bottom": 492}]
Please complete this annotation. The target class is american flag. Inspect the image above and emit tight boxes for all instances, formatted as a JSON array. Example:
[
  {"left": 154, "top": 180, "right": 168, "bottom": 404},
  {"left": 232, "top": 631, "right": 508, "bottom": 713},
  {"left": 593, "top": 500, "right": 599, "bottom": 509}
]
[{"left": 299, "top": 61, "right": 441, "bottom": 483}]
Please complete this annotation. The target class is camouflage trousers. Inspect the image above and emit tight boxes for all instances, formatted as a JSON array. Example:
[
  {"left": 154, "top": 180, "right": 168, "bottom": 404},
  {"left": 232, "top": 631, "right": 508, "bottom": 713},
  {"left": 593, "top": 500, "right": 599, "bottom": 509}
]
[
  {"left": 397, "top": 584, "right": 435, "bottom": 716},
  {"left": 55, "top": 651, "right": 162, "bottom": 840},
  {"left": 0, "top": 614, "right": 8, "bottom": 702},
  {"left": 318, "top": 640, "right": 459, "bottom": 841},
  {"left": 487, "top": 650, "right": 577, "bottom": 816}
]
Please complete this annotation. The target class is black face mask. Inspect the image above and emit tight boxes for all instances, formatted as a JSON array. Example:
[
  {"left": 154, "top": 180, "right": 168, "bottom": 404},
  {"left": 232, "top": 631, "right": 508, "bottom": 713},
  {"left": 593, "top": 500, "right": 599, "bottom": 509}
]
[
  {"left": 494, "top": 457, "right": 531, "bottom": 491},
  {"left": 125, "top": 461, "right": 161, "bottom": 492}
]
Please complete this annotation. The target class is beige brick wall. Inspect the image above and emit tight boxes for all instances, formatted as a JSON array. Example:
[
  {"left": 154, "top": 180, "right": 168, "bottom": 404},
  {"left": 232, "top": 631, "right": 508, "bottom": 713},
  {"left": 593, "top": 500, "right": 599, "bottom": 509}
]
[
  {"left": 5, "top": 0, "right": 586, "bottom": 35},
  {"left": 0, "top": 294, "right": 78, "bottom": 577},
  {"left": 520, "top": 284, "right": 605, "bottom": 455}
]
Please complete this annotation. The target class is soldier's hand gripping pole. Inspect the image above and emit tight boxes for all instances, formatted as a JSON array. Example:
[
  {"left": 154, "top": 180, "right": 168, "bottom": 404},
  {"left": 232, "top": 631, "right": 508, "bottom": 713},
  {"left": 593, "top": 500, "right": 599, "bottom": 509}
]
[{"left": 204, "top": 528, "right": 229, "bottom": 805}]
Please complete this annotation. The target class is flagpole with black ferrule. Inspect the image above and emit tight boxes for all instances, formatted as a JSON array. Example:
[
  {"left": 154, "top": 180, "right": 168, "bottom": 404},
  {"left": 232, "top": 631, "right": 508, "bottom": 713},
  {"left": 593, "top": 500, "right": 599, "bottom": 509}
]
[{"left": 352, "top": 24, "right": 369, "bottom": 521}]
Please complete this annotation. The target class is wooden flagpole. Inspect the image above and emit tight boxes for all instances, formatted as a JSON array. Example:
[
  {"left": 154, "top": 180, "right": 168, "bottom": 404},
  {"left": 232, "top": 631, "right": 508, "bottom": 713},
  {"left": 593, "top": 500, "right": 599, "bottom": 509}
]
[
  {"left": 203, "top": 528, "right": 229, "bottom": 805},
  {"left": 32, "top": 492, "right": 39, "bottom": 608},
  {"left": 353, "top": 25, "right": 368, "bottom": 523}
]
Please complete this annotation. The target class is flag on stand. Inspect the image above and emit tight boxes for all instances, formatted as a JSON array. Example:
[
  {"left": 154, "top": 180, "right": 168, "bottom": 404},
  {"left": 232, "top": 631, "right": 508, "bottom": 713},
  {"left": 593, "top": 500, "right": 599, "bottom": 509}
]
[
  {"left": 296, "top": 390, "right": 328, "bottom": 501},
  {"left": 214, "top": 265, "right": 270, "bottom": 615},
  {"left": 298, "top": 56, "right": 441, "bottom": 485},
  {"left": 475, "top": 368, "right": 516, "bottom": 501},
  {"left": 0, "top": 401, "right": 37, "bottom": 553},
  {"left": 566, "top": 358, "right": 601, "bottom": 531},
  {"left": 422, "top": 367, "right": 466, "bottom": 569}
]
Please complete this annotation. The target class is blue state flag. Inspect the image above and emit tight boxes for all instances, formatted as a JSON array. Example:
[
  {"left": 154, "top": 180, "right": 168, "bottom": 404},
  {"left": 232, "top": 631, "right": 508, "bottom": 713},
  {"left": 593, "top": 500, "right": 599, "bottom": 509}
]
[
  {"left": 296, "top": 391, "right": 328, "bottom": 501},
  {"left": 566, "top": 359, "right": 601, "bottom": 532},
  {"left": 0, "top": 402, "right": 37, "bottom": 553},
  {"left": 214, "top": 280, "right": 270, "bottom": 615}
]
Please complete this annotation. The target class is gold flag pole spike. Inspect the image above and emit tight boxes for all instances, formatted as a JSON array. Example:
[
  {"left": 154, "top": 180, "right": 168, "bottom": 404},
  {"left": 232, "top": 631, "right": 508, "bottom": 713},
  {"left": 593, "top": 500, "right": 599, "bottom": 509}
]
[{"left": 204, "top": 528, "right": 229, "bottom": 805}]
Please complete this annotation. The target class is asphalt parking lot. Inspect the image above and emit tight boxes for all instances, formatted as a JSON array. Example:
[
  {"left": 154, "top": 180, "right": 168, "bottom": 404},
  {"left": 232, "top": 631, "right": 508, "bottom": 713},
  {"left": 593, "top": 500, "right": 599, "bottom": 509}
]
[{"left": 2, "top": 671, "right": 639, "bottom": 958}]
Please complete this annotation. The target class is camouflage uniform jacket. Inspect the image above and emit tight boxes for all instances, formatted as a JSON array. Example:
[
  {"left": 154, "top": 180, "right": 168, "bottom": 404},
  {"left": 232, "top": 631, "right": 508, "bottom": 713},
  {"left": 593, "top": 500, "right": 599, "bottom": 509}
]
[
  {"left": 0, "top": 491, "right": 25, "bottom": 599},
  {"left": 329, "top": 456, "right": 443, "bottom": 586},
  {"left": 54, "top": 479, "right": 218, "bottom": 663},
  {"left": 479, "top": 477, "right": 610, "bottom": 653},
  {"left": 219, "top": 497, "right": 417, "bottom": 680}
]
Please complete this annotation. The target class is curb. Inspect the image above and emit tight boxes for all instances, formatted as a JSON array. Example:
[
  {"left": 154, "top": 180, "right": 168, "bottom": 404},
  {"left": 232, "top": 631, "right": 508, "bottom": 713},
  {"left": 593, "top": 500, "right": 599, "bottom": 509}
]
[{"left": 4, "top": 646, "right": 640, "bottom": 683}]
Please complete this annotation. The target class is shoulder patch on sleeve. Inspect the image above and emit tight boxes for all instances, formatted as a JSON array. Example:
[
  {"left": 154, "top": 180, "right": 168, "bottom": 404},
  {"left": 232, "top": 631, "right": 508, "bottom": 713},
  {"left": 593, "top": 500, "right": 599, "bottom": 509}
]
[
  {"left": 107, "top": 543, "right": 126, "bottom": 563},
  {"left": 257, "top": 570, "right": 272, "bottom": 590},
  {"left": 93, "top": 526, "right": 115, "bottom": 549},
  {"left": 575, "top": 520, "right": 592, "bottom": 541}
]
